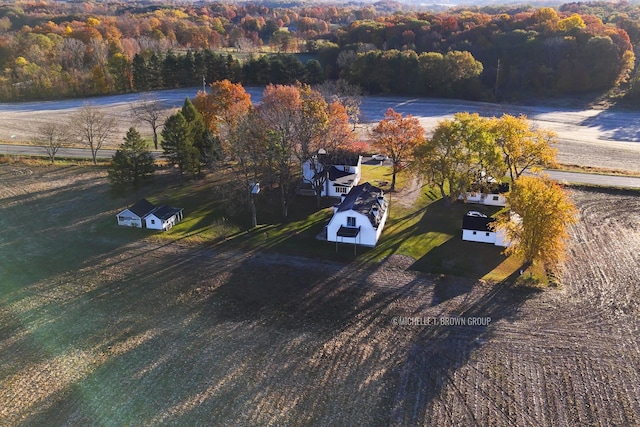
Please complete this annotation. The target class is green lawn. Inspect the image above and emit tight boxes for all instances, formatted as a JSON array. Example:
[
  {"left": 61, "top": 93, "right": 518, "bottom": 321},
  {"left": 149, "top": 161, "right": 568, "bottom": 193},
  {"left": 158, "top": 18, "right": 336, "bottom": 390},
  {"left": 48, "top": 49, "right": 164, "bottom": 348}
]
[
  {"left": 117, "top": 163, "right": 535, "bottom": 283},
  {"left": 359, "top": 162, "right": 409, "bottom": 191}
]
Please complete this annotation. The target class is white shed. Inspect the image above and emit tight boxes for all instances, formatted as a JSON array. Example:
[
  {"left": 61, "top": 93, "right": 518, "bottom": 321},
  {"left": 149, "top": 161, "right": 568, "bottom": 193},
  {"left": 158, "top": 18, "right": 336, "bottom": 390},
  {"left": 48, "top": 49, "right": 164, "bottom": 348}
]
[
  {"left": 116, "top": 199, "right": 156, "bottom": 228},
  {"left": 145, "top": 205, "right": 184, "bottom": 231},
  {"left": 463, "top": 182, "right": 509, "bottom": 207},
  {"left": 461, "top": 211, "right": 510, "bottom": 247}
]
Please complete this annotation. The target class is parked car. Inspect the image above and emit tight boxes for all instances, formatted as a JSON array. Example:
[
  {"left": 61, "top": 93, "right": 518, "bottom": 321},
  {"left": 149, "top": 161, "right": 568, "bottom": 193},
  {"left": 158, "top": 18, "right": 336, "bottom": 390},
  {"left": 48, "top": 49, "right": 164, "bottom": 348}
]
[{"left": 372, "top": 154, "right": 388, "bottom": 161}]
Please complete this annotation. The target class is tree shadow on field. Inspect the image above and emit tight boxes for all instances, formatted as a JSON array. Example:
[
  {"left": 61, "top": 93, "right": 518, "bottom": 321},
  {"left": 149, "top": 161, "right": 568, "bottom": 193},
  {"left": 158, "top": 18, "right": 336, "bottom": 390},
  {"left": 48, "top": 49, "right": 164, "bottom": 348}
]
[
  {"left": 387, "top": 281, "right": 543, "bottom": 426},
  {"left": 579, "top": 109, "right": 640, "bottom": 143},
  {"left": 9, "top": 235, "right": 544, "bottom": 426}
]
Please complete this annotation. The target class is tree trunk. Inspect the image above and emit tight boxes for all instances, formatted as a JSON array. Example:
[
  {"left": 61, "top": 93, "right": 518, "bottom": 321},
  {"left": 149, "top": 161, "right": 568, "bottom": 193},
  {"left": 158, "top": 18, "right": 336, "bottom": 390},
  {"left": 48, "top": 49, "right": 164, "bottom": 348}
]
[
  {"left": 250, "top": 193, "right": 257, "bottom": 228},
  {"left": 280, "top": 184, "right": 288, "bottom": 218},
  {"left": 390, "top": 165, "right": 397, "bottom": 191}
]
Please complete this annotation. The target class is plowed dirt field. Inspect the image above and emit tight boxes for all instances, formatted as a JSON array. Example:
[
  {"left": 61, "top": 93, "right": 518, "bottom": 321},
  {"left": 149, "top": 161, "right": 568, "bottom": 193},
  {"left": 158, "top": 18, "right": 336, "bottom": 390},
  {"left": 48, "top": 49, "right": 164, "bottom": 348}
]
[{"left": 1, "top": 166, "right": 639, "bottom": 426}]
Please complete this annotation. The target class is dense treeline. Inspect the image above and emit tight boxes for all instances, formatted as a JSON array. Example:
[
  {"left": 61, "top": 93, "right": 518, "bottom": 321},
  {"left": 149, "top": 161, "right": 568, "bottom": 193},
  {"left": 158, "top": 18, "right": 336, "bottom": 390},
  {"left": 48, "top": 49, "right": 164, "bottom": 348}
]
[
  {"left": 0, "top": 1, "right": 638, "bottom": 103},
  {"left": 337, "top": 8, "right": 634, "bottom": 98}
]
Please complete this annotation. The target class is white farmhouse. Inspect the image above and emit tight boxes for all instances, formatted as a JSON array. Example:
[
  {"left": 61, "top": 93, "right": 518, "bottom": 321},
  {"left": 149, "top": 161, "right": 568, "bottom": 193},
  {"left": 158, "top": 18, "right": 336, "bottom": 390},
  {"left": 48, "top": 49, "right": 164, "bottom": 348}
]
[
  {"left": 145, "top": 205, "right": 184, "bottom": 231},
  {"left": 116, "top": 199, "right": 156, "bottom": 228},
  {"left": 326, "top": 182, "right": 388, "bottom": 247},
  {"left": 300, "top": 152, "right": 362, "bottom": 198},
  {"left": 461, "top": 211, "right": 510, "bottom": 247}
]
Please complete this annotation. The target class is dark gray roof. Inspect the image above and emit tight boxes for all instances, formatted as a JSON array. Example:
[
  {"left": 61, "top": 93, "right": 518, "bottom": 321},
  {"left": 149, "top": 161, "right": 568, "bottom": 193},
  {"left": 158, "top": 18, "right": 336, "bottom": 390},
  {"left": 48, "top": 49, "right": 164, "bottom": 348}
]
[
  {"left": 337, "top": 182, "right": 383, "bottom": 214},
  {"left": 128, "top": 199, "right": 156, "bottom": 217},
  {"left": 151, "top": 205, "right": 183, "bottom": 220},
  {"left": 319, "top": 151, "right": 361, "bottom": 167},
  {"left": 469, "top": 181, "right": 510, "bottom": 194},
  {"left": 327, "top": 166, "right": 356, "bottom": 186},
  {"left": 462, "top": 211, "right": 496, "bottom": 232}
]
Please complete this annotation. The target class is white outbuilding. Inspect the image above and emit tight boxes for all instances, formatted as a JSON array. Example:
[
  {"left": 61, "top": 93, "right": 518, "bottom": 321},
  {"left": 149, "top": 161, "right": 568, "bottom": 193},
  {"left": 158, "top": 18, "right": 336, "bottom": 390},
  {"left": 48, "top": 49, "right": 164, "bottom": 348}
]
[
  {"left": 461, "top": 211, "right": 510, "bottom": 247},
  {"left": 144, "top": 205, "right": 184, "bottom": 231},
  {"left": 116, "top": 199, "right": 156, "bottom": 228}
]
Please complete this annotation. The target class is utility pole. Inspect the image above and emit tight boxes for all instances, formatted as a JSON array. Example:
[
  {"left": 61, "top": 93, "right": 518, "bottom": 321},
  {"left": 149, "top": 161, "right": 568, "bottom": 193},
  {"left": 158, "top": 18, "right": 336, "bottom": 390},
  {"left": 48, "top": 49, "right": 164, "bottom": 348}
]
[{"left": 495, "top": 59, "right": 501, "bottom": 99}]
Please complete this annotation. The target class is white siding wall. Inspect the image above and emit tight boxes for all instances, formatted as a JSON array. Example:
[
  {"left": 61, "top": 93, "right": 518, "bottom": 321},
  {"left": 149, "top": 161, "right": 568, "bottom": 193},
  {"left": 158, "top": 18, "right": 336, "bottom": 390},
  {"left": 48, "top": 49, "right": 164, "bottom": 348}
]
[
  {"left": 146, "top": 214, "right": 166, "bottom": 230},
  {"left": 483, "top": 194, "right": 507, "bottom": 207},
  {"left": 327, "top": 184, "right": 350, "bottom": 199},
  {"left": 116, "top": 210, "right": 143, "bottom": 228},
  {"left": 494, "top": 226, "right": 511, "bottom": 247},
  {"left": 146, "top": 214, "right": 180, "bottom": 231},
  {"left": 302, "top": 159, "right": 317, "bottom": 182},
  {"left": 303, "top": 158, "right": 362, "bottom": 198},
  {"left": 462, "top": 229, "right": 497, "bottom": 244},
  {"left": 464, "top": 192, "right": 507, "bottom": 207},
  {"left": 375, "top": 207, "right": 389, "bottom": 242},
  {"left": 327, "top": 211, "right": 378, "bottom": 247}
]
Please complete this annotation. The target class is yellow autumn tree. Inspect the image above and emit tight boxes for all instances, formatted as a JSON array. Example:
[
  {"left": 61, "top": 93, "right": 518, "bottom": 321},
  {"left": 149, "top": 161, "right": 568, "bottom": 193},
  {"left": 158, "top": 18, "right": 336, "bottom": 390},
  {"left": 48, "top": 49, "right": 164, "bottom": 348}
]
[
  {"left": 499, "top": 175, "right": 577, "bottom": 272},
  {"left": 491, "top": 114, "right": 558, "bottom": 182}
]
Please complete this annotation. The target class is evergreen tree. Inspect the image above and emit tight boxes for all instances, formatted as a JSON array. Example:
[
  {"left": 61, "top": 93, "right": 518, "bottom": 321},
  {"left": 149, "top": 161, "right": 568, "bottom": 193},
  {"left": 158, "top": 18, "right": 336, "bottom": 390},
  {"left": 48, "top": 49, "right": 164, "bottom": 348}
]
[
  {"left": 108, "top": 127, "right": 155, "bottom": 189},
  {"left": 305, "top": 59, "right": 325, "bottom": 84},
  {"left": 163, "top": 50, "right": 179, "bottom": 88},
  {"left": 132, "top": 54, "right": 149, "bottom": 91},
  {"left": 161, "top": 112, "right": 200, "bottom": 178},
  {"left": 181, "top": 98, "right": 212, "bottom": 167}
]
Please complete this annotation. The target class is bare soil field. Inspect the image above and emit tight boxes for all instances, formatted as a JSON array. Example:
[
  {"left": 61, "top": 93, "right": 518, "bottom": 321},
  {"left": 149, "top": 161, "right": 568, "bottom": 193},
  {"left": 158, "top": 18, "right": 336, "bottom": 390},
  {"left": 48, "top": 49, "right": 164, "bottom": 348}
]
[{"left": 1, "top": 165, "right": 640, "bottom": 426}]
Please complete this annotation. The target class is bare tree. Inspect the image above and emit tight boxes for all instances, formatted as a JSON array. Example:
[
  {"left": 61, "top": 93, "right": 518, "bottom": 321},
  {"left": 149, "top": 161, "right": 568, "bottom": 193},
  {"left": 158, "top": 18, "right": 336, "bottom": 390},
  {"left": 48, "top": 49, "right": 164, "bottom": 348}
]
[
  {"left": 131, "top": 94, "right": 166, "bottom": 150},
  {"left": 72, "top": 103, "right": 116, "bottom": 165},
  {"left": 315, "top": 79, "right": 363, "bottom": 130},
  {"left": 34, "top": 123, "right": 68, "bottom": 164},
  {"left": 58, "top": 37, "right": 86, "bottom": 70}
]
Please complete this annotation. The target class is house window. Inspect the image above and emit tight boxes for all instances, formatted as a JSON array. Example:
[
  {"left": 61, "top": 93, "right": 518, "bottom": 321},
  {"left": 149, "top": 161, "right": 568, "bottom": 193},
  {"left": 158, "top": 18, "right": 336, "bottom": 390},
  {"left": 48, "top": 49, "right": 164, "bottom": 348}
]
[
  {"left": 151, "top": 219, "right": 155, "bottom": 224},
  {"left": 343, "top": 166, "right": 349, "bottom": 172},
  {"left": 492, "top": 195, "right": 499, "bottom": 201},
  {"left": 486, "top": 232, "right": 490, "bottom": 236},
  {"left": 347, "top": 216, "right": 356, "bottom": 227},
  {"left": 336, "top": 186, "right": 348, "bottom": 194},
  {"left": 472, "top": 231, "right": 477, "bottom": 235}
]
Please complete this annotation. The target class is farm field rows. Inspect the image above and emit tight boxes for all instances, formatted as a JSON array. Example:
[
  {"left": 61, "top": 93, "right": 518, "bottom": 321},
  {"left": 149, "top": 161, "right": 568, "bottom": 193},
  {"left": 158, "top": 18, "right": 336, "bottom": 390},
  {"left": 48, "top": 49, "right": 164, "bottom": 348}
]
[{"left": 1, "top": 165, "right": 640, "bottom": 425}]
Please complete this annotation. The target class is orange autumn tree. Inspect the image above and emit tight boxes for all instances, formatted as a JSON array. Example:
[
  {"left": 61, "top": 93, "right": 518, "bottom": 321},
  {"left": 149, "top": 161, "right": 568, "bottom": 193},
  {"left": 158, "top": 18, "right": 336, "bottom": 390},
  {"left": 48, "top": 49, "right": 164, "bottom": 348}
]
[
  {"left": 193, "top": 80, "right": 252, "bottom": 152},
  {"left": 371, "top": 108, "right": 425, "bottom": 191}
]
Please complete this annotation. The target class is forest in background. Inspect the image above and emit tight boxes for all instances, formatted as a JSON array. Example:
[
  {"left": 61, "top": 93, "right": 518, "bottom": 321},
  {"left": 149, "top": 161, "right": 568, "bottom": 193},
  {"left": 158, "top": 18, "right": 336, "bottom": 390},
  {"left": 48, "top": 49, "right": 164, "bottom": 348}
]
[{"left": 2, "top": 0, "right": 640, "bottom": 104}]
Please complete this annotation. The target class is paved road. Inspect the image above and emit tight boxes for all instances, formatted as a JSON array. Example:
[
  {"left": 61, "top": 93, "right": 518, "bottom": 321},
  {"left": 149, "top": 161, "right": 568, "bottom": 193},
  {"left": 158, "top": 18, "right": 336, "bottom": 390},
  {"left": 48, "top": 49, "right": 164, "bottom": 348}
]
[
  {"left": 3, "top": 145, "right": 639, "bottom": 190},
  {"left": 0, "top": 144, "right": 163, "bottom": 159},
  {"left": 0, "top": 144, "right": 118, "bottom": 159},
  {"left": 1, "top": 86, "right": 640, "bottom": 173},
  {"left": 544, "top": 169, "right": 640, "bottom": 189}
]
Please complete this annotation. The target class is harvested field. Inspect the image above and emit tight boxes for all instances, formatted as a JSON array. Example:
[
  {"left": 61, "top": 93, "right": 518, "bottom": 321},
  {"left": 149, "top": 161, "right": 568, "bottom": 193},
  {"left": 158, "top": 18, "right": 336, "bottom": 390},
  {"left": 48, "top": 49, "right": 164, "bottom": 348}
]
[{"left": 1, "top": 165, "right": 640, "bottom": 426}]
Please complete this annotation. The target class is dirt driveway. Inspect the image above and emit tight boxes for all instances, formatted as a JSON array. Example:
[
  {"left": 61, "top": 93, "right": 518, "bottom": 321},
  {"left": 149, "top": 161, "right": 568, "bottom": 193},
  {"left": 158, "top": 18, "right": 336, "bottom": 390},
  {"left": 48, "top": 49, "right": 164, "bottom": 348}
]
[{"left": 1, "top": 165, "right": 639, "bottom": 425}]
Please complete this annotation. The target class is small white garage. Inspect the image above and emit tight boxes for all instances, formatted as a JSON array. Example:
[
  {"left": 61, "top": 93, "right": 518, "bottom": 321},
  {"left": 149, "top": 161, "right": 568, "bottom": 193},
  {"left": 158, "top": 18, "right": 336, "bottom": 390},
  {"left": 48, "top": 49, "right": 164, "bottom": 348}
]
[
  {"left": 116, "top": 199, "right": 156, "bottom": 228},
  {"left": 461, "top": 211, "right": 510, "bottom": 247},
  {"left": 144, "top": 205, "right": 184, "bottom": 231}
]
